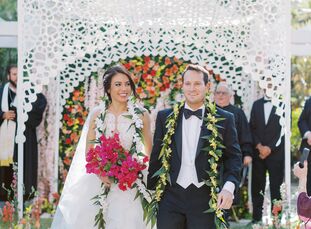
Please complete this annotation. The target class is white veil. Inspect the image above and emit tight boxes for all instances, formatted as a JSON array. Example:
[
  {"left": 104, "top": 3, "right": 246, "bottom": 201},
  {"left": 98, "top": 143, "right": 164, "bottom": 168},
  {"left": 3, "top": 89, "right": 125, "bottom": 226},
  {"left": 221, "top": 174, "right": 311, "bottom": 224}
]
[{"left": 51, "top": 106, "right": 103, "bottom": 229}]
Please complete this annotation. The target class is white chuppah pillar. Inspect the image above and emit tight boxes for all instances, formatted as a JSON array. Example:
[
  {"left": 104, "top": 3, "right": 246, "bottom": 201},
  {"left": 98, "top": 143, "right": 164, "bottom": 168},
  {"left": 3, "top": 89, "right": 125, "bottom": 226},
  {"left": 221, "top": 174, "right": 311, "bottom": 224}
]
[
  {"left": 284, "top": 0, "right": 291, "bottom": 211},
  {"left": 17, "top": 0, "right": 24, "bottom": 218}
]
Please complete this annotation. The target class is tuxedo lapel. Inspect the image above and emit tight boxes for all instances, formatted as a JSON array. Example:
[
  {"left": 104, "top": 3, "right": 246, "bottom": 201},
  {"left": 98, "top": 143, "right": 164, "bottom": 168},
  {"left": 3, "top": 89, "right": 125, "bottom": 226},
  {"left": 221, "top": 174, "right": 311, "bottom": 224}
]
[
  {"left": 266, "top": 106, "right": 276, "bottom": 127},
  {"left": 174, "top": 106, "right": 184, "bottom": 159},
  {"left": 259, "top": 99, "right": 266, "bottom": 126},
  {"left": 195, "top": 110, "right": 210, "bottom": 158}
]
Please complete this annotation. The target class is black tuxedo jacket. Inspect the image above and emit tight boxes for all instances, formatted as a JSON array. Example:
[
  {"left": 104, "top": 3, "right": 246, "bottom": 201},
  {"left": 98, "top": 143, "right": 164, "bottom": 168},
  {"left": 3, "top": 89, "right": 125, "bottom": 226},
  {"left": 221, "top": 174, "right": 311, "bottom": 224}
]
[
  {"left": 298, "top": 96, "right": 311, "bottom": 152},
  {"left": 147, "top": 105, "right": 242, "bottom": 192},
  {"left": 249, "top": 98, "right": 285, "bottom": 161}
]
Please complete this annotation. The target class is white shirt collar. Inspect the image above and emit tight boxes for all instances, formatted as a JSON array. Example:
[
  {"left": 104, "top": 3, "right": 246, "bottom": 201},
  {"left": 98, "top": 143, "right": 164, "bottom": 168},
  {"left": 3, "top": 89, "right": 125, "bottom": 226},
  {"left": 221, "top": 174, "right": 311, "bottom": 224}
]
[{"left": 184, "top": 103, "right": 205, "bottom": 112}]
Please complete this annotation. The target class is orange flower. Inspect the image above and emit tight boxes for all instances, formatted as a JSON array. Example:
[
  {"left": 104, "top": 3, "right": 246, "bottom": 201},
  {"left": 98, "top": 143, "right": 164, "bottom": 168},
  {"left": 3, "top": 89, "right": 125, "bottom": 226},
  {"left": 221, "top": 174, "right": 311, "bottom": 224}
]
[
  {"left": 20, "top": 218, "right": 27, "bottom": 225},
  {"left": 165, "top": 57, "right": 171, "bottom": 65},
  {"left": 143, "top": 64, "right": 149, "bottom": 73},
  {"left": 70, "top": 132, "right": 79, "bottom": 143},
  {"left": 73, "top": 90, "right": 80, "bottom": 98},
  {"left": 76, "top": 104, "right": 83, "bottom": 113},
  {"left": 67, "top": 118, "right": 74, "bottom": 127},
  {"left": 136, "top": 87, "right": 143, "bottom": 94},
  {"left": 172, "top": 65, "right": 179, "bottom": 74},
  {"left": 146, "top": 79, "right": 153, "bottom": 87},
  {"left": 134, "top": 66, "right": 142, "bottom": 73},
  {"left": 165, "top": 68, "right": 172, "bottom": 76},
  {"left": 147, "top": 86, "right": 156, "bottom": 97},
  {"left": 72, "top": 90, "right": 80, "bottom": 101},
  {"left": 2, "top": 201, "right": 14, "bottom": 223},
  {"left": 63, "top": 157, "right": 71, "bottom": 166},
  {"left": 163, "top": 76, "right": 170, "bottom": 84}
]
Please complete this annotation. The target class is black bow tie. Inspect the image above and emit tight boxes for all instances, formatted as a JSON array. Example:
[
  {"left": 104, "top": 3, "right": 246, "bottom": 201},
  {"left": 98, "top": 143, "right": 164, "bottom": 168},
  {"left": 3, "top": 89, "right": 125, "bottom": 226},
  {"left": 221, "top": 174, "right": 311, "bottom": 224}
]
[
  {"left": 263, "top": 99, "right": 271, "bottom": 103},
  {"left": 184, "top": 108, "right": 203, "bottom": 120}
]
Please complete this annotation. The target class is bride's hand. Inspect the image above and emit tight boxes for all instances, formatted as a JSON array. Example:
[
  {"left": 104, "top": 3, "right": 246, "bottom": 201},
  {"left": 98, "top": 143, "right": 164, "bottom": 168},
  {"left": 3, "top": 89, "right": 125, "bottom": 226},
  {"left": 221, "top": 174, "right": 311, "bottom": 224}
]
[{"left": 98, "top": 176, "right": 112, "bottom": 188}]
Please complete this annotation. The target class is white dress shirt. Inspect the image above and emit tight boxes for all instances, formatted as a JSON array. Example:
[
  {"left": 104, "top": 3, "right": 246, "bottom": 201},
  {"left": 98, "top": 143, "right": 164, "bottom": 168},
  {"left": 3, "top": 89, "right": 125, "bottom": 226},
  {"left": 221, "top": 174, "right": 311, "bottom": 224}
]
[
  {"left": 177, "top": 103, "right": 205, "bottom": 188},
  {"left": 263, "top": 96, "right": 273, "bottom": 125},
  {"left": 176, "top": 103, "right": 235, "bottom": 195}
]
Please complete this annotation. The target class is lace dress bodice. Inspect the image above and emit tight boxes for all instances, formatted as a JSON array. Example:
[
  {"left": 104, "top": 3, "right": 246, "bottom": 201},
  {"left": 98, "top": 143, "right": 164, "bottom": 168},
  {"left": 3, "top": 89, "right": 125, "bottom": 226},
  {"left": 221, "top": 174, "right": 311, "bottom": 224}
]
[{"left": 102, "top": 112, "right": 135, "bottom": 151}]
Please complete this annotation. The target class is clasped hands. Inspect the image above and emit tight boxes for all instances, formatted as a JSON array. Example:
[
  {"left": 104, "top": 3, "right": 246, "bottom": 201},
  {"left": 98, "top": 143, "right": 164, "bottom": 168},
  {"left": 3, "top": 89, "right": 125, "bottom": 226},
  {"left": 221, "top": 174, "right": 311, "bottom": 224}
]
[
  {"left": 2, "top": 110, "right": 16, "bottom": 120},
  {"left": 256, "top": 143, "right": 271, "bottom": 160}
]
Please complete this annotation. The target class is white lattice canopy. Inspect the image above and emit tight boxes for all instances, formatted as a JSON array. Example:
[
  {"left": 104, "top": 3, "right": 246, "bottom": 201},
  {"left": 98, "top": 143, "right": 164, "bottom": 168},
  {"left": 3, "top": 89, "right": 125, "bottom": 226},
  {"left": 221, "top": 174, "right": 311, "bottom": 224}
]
[{"left": 18, "top": 0, "right": 290, "bottom": 143}]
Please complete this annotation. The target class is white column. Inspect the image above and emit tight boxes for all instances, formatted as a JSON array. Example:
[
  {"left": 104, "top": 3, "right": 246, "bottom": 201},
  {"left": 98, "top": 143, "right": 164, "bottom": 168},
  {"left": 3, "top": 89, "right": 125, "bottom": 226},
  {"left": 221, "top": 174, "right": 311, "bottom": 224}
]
[
  {"left": 284, "top": 0, "right": 291, "bottom": 212},
  {"left": 54, "top": 77, "right": 60, "bottom": 193},
  {"left": 17, "top": 0, "right": 24, "bottom": 219}
]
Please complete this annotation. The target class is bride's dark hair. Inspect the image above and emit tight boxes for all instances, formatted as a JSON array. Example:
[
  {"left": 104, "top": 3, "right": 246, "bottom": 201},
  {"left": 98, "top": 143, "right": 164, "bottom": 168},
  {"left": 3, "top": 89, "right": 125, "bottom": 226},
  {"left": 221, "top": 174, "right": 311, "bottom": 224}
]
[{"left": 103, "top": 65, "right": 138, "bottom": 101}]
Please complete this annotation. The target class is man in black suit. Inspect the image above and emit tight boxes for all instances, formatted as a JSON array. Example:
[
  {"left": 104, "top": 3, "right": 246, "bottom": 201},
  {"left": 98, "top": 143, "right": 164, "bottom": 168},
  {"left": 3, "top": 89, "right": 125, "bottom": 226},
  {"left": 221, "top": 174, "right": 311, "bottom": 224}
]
[
  {"left": 214, "top": 82, "right": 253, "bottom": 167},
  {"left": 249, "top": 91, "right": 284, "bottom": 223},
  {"left": 298, "top": 96, "right": 311, "bottom": 195},
  {"left": 147, "top": 64, "right": 242, "bottom": 229}
]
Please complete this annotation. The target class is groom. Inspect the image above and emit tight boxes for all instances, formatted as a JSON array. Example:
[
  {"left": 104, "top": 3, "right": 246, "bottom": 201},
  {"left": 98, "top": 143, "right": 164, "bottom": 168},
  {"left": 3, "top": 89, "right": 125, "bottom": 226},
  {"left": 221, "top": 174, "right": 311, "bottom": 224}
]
[{"left": 147, "top": 64, "right": 242, "bottom": 229}]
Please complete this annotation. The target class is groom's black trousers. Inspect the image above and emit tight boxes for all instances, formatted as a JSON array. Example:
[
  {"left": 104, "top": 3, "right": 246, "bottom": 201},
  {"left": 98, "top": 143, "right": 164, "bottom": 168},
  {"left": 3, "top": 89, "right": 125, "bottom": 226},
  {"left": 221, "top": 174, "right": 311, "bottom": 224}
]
[{"left": 157, "top": 184, "right": 216, "bottom": 229}]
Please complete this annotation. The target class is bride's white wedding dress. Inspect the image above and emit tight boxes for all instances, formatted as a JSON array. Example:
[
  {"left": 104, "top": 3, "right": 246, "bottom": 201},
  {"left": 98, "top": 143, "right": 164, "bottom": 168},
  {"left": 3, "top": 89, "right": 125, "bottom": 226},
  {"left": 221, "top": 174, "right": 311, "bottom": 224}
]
[{"left": 51, "top": 107, "right": 149, "bottom": 229}]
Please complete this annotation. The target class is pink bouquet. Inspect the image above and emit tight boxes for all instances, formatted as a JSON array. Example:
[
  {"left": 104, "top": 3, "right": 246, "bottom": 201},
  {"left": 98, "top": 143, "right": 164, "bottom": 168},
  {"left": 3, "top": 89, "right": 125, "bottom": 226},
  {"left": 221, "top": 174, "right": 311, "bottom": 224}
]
[{"left": 86, "top": 133, "right": 148, "bottom": 191}]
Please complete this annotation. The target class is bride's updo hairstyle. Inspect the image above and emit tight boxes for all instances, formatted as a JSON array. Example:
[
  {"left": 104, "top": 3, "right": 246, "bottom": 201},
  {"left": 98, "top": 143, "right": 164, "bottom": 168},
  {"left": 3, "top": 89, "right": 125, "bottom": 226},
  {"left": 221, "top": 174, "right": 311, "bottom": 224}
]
[{"left": 103, "top": 65, "right": 138, "bottom": 101}]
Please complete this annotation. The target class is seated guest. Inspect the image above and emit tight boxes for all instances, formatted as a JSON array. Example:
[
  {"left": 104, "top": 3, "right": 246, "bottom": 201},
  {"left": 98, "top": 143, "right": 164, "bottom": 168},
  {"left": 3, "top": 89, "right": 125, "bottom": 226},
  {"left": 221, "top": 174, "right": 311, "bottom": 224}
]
[{"left": 293, "top": 161, "right": 311, "bottom": 228}]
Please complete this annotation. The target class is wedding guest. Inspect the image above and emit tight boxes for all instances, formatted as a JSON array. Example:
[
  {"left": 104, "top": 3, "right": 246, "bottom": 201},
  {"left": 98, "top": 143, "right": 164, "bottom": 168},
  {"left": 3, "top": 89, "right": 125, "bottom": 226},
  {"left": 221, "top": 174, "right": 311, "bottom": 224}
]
[
  {"left": 214, "top": 82, "right": 253, "bottom": 167},
  {"left": 298, "top": 96, "right": 311, "bottom": 196},
  {"left": 0, "top": 65, "right": 47, "bottom": 200},
  {"left": 293, "top": 161, "right": 311, "bottom": 227},
  {"left": 249, "top": 84, "right": 284, "bottom": 223}
]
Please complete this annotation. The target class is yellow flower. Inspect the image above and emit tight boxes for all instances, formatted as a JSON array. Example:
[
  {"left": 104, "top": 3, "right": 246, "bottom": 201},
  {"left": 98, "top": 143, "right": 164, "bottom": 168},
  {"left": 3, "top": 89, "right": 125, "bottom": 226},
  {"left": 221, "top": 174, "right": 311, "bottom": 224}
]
[
  {"left": 210, "top": 140, "right": 217, "bottom": 150},
  {"left": 209, "top": 115, "right": 217, "bottom": 124},
  {"left": 160, "top": 173, "right": 167, "bottom": 185},
  {"left": 211, "top": 163, "right": 217, "bottom": 172},
  {"left": 216, "top": 209, "right": 223, "bottom": 218},
  {"left": 163, "top": 160, "right": 170, "bottom": 170},
  {"left": 209, "top": 151, "right": 219, "bottom": 160},
  {"left": 211, "top": 176, "right": 217, "bottom": 187},
  {"left": 207, "top": 124, "right": 214, "bottom": 130},
  {"left": 155, "top": 191, "right": 163, "bottom": 202}
]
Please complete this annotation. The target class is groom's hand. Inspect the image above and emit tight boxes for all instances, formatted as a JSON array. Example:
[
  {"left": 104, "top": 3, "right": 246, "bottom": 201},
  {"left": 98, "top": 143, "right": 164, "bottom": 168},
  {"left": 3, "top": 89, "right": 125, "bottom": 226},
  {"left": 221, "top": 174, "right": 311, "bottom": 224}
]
[{"left": 217, "top": 189, "right": 233, "bottom": 209}]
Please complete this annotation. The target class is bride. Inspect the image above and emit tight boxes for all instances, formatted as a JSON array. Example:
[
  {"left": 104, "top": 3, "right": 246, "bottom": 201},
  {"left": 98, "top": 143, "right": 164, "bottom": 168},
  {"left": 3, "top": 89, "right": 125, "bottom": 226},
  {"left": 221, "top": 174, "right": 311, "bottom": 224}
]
[{"left": 51, "top": 65, "right": 152, "bottom": 229}]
